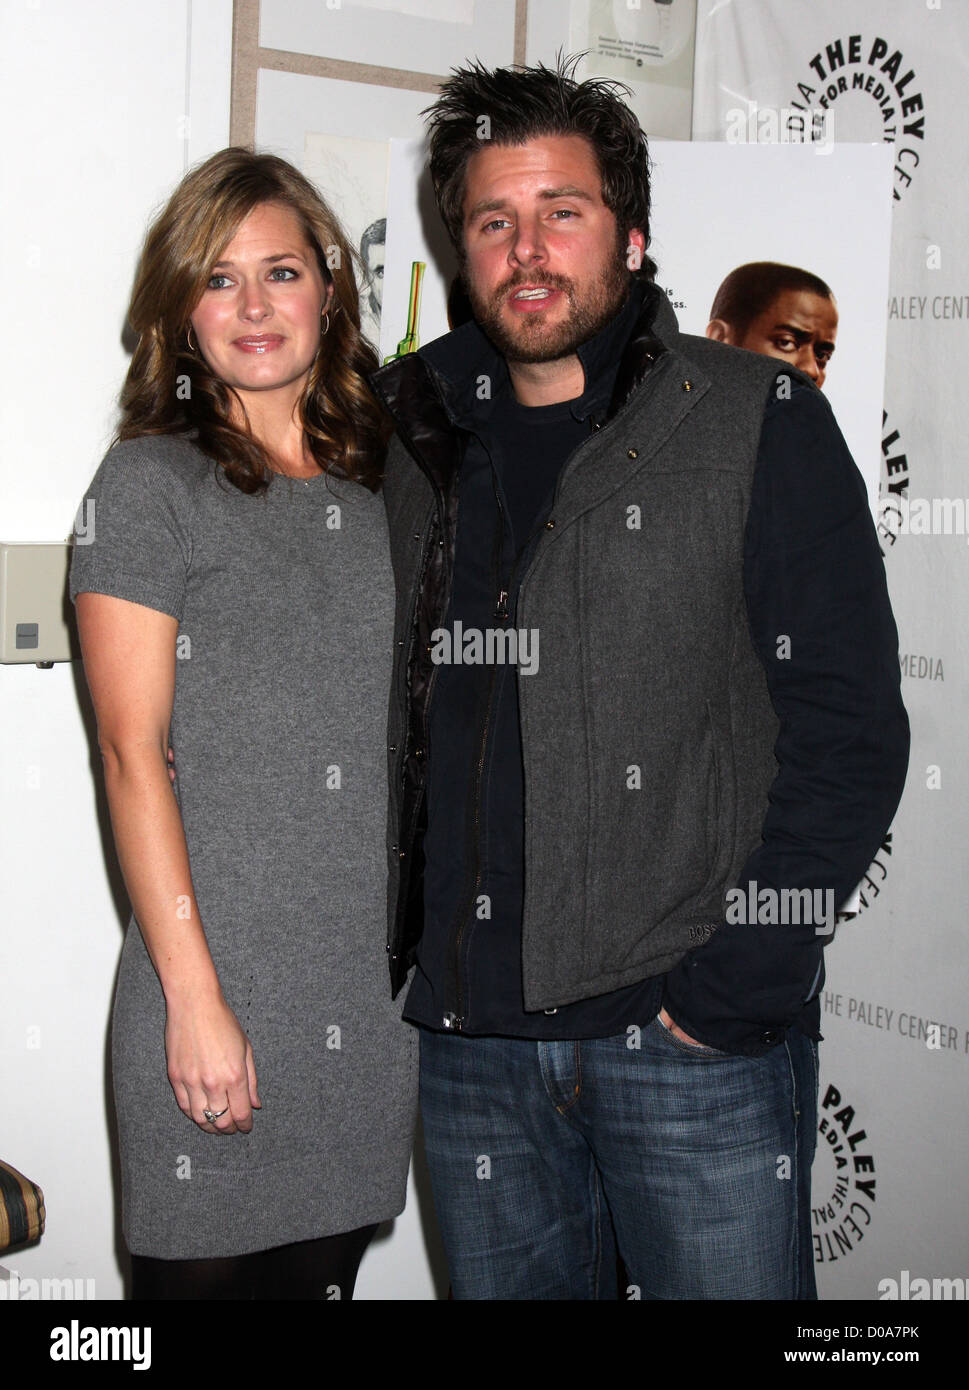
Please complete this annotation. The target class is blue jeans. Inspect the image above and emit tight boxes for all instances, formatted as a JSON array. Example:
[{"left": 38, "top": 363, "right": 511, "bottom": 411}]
[{"left": 419, "top": 1016, "right": 819, "bottom": 1300}]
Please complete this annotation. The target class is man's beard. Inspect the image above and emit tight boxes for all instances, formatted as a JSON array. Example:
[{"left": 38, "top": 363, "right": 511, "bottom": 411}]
[{"left": 464, "top": 238, "right": 633, "bottom": 365}]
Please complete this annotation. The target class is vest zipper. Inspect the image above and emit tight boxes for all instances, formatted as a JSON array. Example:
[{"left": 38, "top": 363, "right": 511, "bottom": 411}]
[
  {"left": 441, "top": 356, "right": 663, "bottom": 1026},
  {"left": 393, "top": 497, "right": 450, "bottom": 972},
  {"left": 443, "top": 468, "right": 506, "bottom": 1030},
  {"left": 445, "top": 463, "right": 568, "bottom": 1029}
]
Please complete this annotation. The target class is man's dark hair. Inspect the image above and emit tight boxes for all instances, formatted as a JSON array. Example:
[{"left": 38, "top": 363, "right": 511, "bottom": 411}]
[
  {"left": 360, "top": 217, "right": 386, "bottom": 261},
  {"left": 710, "top": 262, "right": 835, "bottom": 338},
  {"left": 423, "top": 54, "right": 657, "bottom": 279}
]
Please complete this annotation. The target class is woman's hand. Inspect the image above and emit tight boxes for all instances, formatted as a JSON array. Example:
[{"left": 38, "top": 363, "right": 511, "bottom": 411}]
[{"left": 165, "top": 992, "right": 262, "bottom": 1135}]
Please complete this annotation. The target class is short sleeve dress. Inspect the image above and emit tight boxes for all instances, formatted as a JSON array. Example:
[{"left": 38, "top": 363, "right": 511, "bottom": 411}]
[{"left": 69, "top": 435, "right": 418, "bottom": 1260}]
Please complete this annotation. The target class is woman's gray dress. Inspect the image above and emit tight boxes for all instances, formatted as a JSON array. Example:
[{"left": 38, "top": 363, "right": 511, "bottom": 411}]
[{"left": 70, "top": 435, "right": 417, "bottom": 1259}]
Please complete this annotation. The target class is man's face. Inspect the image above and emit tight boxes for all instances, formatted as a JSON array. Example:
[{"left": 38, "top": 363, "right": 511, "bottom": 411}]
[
  {"left": 459, "top": 133, "right": 644, "bottom": 364},
  {"left": 364, "top": 241, "right": 385, "bottom": 316},
  {"left": 710, "top": 289, "right": 838, "bottom": 388}
]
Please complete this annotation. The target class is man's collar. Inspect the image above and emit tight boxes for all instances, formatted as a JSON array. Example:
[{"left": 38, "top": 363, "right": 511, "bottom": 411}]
[
  {"left": 570, "top": 278, "right": 647, "bottom": 416},
  {"left": 370, "top": 277, "right": 678, "bottom": 441},
  {"left": 413, "top": 277, "right": 676, "bottom": 424}
]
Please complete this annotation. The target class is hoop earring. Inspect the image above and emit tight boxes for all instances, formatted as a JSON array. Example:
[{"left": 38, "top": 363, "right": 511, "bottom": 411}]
[
  {"left": 186, "top": 325, "right": 196, "bottom": 353},
  {"left": 321, "top": 311, "right": 330, "bottom": 337}
]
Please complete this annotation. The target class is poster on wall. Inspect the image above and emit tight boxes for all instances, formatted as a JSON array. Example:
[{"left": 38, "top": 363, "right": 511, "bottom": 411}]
[
  {"left": 258, "top": 0, "right": 516, "bottom": 76},
  {"left": 303, "top": 132, "right": 390, "bottom": 347},
  {"left": 381, "top": 136, "right": 893, "bottom": 506},
  {"left": 379, "top": 138, "right": 458, "bottom": 365},
  {"left": 569, "top": 0, "right": 698, "bottom": 138},
  {"left": 255, "top": 71, "right": 435, "bottom": 352}
]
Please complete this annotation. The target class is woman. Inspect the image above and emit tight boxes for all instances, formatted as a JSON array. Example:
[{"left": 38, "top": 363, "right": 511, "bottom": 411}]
[{"left": 70, "top": 149, "right": 417, "bottom": 1299}]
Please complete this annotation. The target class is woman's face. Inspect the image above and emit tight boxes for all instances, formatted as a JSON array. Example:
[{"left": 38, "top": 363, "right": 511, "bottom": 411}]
[{"left": 190, "top": 201, "right": 332, "bottom": 406}]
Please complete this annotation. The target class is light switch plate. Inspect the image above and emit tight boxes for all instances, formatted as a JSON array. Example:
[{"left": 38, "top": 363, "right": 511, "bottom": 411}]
[{"left": 0, "top": 542, "right": 80, "bottom": 665}]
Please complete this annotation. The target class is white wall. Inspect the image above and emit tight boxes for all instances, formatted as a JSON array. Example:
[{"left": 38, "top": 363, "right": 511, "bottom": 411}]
[{"left": 0, "top": 0, "right": 440, "bottom": 1301}]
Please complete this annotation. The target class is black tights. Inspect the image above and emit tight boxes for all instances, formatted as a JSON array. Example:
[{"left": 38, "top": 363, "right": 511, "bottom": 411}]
[{"left": 129, "top": 1223, "right": 378, "bottom": 1300}]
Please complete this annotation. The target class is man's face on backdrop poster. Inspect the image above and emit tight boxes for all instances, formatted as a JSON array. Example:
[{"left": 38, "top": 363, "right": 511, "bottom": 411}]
[{"left": 707, "top": 285, "right": 838, "bottom": 389}]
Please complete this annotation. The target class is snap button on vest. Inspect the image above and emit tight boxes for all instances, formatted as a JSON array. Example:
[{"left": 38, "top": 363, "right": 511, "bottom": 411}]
[
  {"left": 682, "top": 379, "right": 694, "bottom": 391},
  {"left": 545, "top": 519, "right": 555, "bottom": 529},
  {"left": 627, "top": 448, "right": 638, "bottom": 459}
]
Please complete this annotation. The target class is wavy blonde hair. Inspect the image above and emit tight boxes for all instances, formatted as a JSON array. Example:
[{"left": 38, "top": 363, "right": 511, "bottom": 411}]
[{"left": 118, "top": 147, "right": 388, "bottom": 492}]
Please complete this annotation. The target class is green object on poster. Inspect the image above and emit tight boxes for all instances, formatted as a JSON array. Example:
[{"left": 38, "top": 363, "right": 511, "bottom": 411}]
[{"left": 383, "top": 261, "right": 426, "bottom": 363}]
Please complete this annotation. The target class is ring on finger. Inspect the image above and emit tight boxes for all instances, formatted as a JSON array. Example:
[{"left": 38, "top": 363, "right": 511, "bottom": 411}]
[{"left": 203, "top": 1106, "right": 229, "bottom": 1123}]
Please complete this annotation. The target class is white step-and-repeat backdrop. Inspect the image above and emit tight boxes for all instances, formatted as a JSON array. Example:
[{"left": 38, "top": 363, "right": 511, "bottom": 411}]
[{"left": 693, "top": 0, "right": 969, "bottom": 1300}]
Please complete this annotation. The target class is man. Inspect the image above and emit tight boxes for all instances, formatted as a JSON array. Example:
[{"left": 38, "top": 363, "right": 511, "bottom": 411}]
[
  {"left": 360, "top": 216, "right": 386, "bottom": 323},
  {"left": 369, "top": 58, "right": 908, "bottom": 1300},
  {"left": 705, "top": 262, "right": 839, "bottom": 389}
]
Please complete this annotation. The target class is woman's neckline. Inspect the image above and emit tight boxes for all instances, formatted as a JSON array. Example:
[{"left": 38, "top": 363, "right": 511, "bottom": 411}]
[{"left": 270, "top": 467, "right": 328, "bottom": 487}]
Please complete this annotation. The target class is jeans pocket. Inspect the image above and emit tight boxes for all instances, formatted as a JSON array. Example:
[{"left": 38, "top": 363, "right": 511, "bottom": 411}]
[{"left": 651, "top": 1012, "right": 728, "bottom": 1058}]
